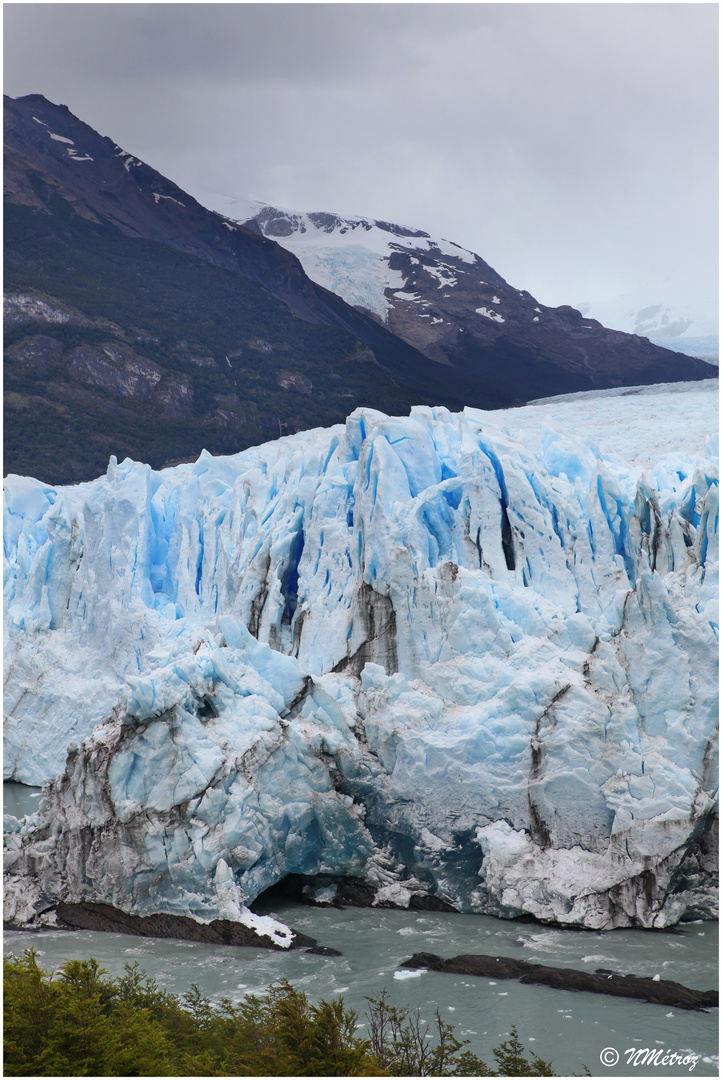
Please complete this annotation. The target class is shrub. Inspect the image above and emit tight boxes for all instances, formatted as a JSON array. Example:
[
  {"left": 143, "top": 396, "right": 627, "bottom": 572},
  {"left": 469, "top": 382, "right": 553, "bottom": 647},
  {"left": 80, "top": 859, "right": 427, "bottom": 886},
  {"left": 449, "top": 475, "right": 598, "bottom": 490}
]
[{"left": 4, "top": 949, "right": 563, "bottom": 1076}]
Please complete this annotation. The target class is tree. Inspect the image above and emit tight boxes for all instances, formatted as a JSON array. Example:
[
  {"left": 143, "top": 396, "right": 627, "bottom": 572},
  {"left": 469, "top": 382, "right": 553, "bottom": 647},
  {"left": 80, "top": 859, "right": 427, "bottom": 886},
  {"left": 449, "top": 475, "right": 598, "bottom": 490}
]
[
  {"left": 364, "top": 990, "right": 491, "bottom": 1076},
  {"left": 4, "top": 950, "right": 565, "bottom": 1077},
  {"left": 491, "top": 1026, "right": 556, "bottom": 1077}
]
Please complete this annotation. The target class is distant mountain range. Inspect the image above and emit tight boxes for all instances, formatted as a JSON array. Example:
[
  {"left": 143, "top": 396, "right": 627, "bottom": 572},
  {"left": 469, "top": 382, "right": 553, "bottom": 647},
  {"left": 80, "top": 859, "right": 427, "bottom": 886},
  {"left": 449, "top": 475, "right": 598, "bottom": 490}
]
[
  {"left": 575, "top": 294, "right": 718, "bottom": 342},
  {"left": 217, "top": 196, "right": 716, "bottom": 396},
  {"left": 4, "top": 94, "right": 715, "bottom": 484}
]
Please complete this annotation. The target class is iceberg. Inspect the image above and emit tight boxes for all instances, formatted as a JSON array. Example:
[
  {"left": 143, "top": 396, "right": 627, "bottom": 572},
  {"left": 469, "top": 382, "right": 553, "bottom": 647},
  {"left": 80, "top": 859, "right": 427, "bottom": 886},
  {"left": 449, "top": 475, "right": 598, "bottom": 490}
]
[{"left": 4, "top": 385, "right": 718, "bottom": 930}]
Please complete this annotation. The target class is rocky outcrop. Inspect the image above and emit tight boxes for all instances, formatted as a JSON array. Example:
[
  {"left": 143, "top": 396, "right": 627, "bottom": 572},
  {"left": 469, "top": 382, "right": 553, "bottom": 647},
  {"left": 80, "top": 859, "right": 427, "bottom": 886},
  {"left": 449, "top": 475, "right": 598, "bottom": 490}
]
[
  {"left": 277, "top": 370, "right": 313, "bottom": 396},
  {"left": 4, "top": 292, "right": 99, "bottom": 329},
  {"left": 401, "top": 952, "right": 719, "bottom": 1011},
  {"left": 49, "top": 902, "right": 336, "bottom": 953},
  {"left": 69, "top": 343, "right": 162, "bottom": 399},
  {"left": 4, "top": 899, "right": 341, "bottom": 955},
  {"left": 5, "top": 333, "right": 64, "bottom": 374},
  {"left": 66, "top": 341, "right": 194, "bottom": 418},
  {"left": 210, "top": 393, "right": 246, "bottom": 429}
]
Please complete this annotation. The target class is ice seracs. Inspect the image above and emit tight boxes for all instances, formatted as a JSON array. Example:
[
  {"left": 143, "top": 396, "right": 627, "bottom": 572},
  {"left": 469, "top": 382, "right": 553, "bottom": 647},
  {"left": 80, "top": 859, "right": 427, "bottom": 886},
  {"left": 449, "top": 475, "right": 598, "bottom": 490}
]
[{"left": 3, "top": 383, "right": 718, "bottom": 931}]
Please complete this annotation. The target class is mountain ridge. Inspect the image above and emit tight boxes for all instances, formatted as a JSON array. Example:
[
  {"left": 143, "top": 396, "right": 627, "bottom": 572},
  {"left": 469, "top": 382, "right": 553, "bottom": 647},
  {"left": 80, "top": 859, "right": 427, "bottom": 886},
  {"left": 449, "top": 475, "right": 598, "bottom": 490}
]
[
  {"left": 5, "top": 94, "right": 448, "bottom": 482},
  {"left": 4, "top": 94, "right": 715, "bottom": 485},
  {"left": 220, "top": 196, "right": 715, "bottom": 393}
]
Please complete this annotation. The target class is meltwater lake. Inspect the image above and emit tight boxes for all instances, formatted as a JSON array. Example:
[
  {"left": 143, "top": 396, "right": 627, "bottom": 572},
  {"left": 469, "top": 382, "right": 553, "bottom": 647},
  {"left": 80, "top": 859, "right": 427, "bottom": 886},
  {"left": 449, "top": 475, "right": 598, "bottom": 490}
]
[{"left": 4, "top": 785, "right": 719, "bottom": 1077}]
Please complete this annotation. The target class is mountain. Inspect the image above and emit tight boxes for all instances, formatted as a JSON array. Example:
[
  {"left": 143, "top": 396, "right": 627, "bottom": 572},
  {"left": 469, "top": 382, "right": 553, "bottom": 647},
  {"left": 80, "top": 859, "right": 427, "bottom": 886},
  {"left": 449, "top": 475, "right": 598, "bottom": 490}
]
[
  {"left": 575, "top": 293, "right": 718, "bottom": 342},
  {"left": 5, "top": 95, "right": 714, "bottom": 484},
  {"left": 4, "top": 94, "right": 446, "bottom": 484},
  {"left": 4, "top": 382, "right": 718, "bottom": 931},
  {"left": 212, "top": 195, "right": 715, "bottom": 398}
]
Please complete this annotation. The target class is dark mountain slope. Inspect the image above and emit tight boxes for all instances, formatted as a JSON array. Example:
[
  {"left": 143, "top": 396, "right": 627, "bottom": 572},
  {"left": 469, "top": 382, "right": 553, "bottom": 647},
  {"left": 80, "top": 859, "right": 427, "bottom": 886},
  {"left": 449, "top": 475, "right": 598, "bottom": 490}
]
[
  {"left": 4, "top": 94, "right": 462, "bottom": 405},
  {"left": 4, "top": 95, "right": 445, "bottom": 484},
  {"left": 5, "top": 196, "right": 429, "bottom": 485}
]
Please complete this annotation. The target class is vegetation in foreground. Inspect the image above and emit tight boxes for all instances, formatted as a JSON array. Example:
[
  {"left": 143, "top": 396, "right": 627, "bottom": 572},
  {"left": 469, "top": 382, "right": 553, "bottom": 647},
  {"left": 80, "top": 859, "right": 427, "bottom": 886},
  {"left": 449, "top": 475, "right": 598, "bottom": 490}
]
[{"left": 4, "top": 949, "right": 564, "bottom": 1076}]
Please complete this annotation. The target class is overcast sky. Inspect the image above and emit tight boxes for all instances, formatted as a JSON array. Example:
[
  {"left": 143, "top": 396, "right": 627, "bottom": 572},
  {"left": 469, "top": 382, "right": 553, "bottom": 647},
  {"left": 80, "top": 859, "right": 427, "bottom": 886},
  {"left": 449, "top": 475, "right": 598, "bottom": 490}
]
[{"left": 4, "top": 3, "right": 718, "bottom": 319}]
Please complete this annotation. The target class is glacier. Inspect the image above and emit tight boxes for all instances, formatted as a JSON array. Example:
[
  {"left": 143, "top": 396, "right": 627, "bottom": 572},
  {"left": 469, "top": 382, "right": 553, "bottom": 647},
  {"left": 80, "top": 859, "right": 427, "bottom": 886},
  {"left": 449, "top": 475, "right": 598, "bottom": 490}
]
[{"left": 3, "top": 382, "right": 718, "bottom": 931}]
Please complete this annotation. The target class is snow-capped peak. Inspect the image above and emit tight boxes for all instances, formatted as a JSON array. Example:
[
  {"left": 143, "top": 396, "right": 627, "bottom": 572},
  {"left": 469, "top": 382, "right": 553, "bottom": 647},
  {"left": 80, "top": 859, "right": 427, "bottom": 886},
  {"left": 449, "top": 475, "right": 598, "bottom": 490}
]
[
  {"left": 197, "top": 193, "right": 478, "bottom": 323},
  {"left": 191, "top": 192, "right": 714, "bottom": 401}
]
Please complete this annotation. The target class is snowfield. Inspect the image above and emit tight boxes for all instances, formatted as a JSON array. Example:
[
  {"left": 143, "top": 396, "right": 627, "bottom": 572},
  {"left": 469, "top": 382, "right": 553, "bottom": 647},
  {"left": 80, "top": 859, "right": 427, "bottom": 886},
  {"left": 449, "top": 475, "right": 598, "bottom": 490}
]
[
  {"left": 495, "top": 380, "right": 717, "bottom": 470},
  {"left": 4, "top": 381, "right": 718, "bottom": 932}
]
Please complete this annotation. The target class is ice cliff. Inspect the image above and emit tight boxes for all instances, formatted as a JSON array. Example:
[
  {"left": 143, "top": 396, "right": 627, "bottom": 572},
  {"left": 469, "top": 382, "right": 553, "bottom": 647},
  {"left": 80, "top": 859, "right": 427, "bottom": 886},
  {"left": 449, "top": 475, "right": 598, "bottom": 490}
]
[{"left": 4, "top": 385, "right": 718, "bottom": 930}]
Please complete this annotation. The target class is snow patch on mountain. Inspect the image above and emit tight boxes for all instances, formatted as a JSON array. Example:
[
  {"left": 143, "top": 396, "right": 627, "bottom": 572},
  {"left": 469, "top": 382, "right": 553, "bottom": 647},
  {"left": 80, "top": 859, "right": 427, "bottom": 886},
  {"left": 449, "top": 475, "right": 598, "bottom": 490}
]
[
  {"left": 476, "top": 307, "right": 505, "bottom": 323},
  {"left": 3, "top": 383, "right": 718, "bottom": 930},
  {"left": 423, "top": 263, "right": 462, "bottom": 290}
]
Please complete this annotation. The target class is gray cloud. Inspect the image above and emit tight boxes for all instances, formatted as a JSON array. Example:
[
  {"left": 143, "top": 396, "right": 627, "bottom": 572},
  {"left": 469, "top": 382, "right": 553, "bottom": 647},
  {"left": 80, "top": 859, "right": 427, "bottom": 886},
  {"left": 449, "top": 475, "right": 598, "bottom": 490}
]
[{"left": 4, "top": 3, "right": 718, "bottom": 317}]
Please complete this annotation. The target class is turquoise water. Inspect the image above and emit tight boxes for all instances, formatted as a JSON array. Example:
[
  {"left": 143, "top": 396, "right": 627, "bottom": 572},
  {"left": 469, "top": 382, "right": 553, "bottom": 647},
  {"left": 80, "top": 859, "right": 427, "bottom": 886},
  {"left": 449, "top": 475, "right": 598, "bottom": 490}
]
[
  {"left": 4, "top": 783, "right": 718, "bottom": 1075},
  {"left": 3, "top": 782, "right": 43, "bottom": 818},
  {"left": 5, "top": 900, "right": 717, "bottom": 1077}
]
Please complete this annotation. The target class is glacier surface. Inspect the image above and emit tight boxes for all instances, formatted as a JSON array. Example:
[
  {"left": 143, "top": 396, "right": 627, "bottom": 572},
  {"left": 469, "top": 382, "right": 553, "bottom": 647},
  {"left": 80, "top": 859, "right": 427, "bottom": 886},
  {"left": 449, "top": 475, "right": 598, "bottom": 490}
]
[{"left": 4, "top": 383, "right": 718, "bottom": 930}]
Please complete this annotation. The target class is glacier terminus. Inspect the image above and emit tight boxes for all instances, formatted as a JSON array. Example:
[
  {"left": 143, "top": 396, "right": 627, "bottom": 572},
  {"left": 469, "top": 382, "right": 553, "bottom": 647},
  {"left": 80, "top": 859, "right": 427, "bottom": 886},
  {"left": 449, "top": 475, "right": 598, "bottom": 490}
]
[{"left": 4, "top": 382, "right": 718, "bottom": 936}]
